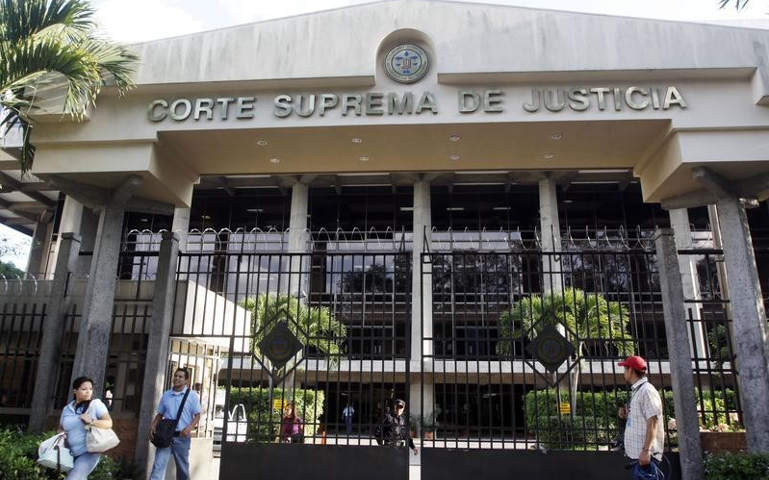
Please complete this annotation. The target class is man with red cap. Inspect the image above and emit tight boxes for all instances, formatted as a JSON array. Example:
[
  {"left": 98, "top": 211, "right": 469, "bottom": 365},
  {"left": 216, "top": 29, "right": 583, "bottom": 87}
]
[{"left": 618, "top": 355, "right": 664, "bottom": 478}]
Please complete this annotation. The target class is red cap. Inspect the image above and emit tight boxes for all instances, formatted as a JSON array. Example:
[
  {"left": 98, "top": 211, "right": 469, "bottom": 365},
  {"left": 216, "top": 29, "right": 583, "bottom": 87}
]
[{"left": 618, "top": 355, "right": 647, "bottom": 371}]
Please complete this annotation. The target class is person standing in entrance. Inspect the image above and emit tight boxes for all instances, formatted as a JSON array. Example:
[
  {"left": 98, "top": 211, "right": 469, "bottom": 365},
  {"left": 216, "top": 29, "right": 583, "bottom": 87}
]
[
  {"left": 618, "top": 356, "right": 664, "bottom": 479},
  {"left": 342, "top": 402, "right": 355, "bottom": 434},
  {"left": 149, "top": 368, "right": 201, "bottom": 480},
  {"left": 377, "top": 399, "right": 418, "bottom": 455}
]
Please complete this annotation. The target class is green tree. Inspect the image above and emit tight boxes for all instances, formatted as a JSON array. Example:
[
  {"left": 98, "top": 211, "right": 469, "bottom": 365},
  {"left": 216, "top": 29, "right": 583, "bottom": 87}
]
[
  {"left": 497, "top": 288, "right": 635, "bottom": 410},
  {"left": 243, "top": 293, "right": 347, "bottom": 363},
  {"left": 0, "top": 259, "right": 22, "bottom": 277},
  {"left": 0, "top": 0, "right": 138, "bottom": 172}
]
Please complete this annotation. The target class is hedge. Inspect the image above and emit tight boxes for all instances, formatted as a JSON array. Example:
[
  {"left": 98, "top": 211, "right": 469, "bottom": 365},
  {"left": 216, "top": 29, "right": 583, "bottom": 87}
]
[
  {"left": 524, "top": 387, "right": 740, "bottom": 449},
  {"left": 0, "top": 427, "right": 122, "bottom": 479},
  {"left": 704, "top": 452, "right": 769, "bottom": 480},
  {"left": 524, "top": 389, "right": 627, "bottom": 448},
  {"left": 228, "top": 387, "right": 325, "bottom": 443}
]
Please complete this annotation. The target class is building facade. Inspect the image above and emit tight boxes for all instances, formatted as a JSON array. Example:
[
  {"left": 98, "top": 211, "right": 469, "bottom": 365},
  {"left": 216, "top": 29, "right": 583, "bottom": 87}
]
[{"left": 2, "top": 2, "right": 769, "bottom": 479}]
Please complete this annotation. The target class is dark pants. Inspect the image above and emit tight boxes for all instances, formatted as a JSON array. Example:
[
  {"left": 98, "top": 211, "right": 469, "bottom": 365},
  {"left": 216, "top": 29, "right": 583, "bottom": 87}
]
[{"left": 345, "top": 416, "right": 353, "bottom": 434}]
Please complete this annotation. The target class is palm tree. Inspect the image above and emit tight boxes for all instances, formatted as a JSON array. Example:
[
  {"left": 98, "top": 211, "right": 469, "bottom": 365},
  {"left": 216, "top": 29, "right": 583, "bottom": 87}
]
[
  {"left": 497, "top": 288, "right": 635, "bottom": 411},
  {"left": 244, "top": 293, "right": 347, "bottom": 368},
  {"left": 0, "top": 0, "right": 138, "bottom": 172}
]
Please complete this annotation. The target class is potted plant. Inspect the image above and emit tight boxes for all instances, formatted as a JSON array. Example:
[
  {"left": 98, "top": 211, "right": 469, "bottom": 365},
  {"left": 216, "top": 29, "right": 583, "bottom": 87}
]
[{"left": 410, "top": 413, "right": 438, "bottom": 440}]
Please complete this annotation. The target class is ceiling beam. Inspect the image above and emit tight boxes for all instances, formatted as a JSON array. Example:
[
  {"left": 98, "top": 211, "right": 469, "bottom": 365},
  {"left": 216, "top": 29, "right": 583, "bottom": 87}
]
[
  {"left": 692, "top": 167, "right": 734, "bottom": 198},
  {"left": 125, "top": 197, "right": 175, "bottom": 216},
  {"left": 0, "top": 172, "right": 56, "bottom": 207},
  {"left": 44, "top": 175, "right": 110, "bottom": 210},
  {"left": 0, "top": 214, "right": 33, "bottom": 235},
  {"left": 660, "top": 189, "right": 718, "bottom": 210},
  {"left": 215, "top": 176, "right": 235, "bottom": 197},
  {"left": 300, "top": 174, "right": 317, "bottom": 184},
  {"left": 0, "top": 197, "right": 44, "bottom": 223}
]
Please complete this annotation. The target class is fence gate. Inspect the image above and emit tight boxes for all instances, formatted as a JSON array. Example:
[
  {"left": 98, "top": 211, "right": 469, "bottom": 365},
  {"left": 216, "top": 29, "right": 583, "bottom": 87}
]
[
  {"left": 171, "top": 238, "right": 411, "bottom": 480},
  {"left": 414, "top": 245, "right": 737, "bottom": 480}
]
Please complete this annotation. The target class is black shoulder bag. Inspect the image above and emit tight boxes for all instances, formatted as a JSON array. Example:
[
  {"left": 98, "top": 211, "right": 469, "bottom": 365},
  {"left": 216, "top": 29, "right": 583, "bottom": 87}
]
[{"left": 151, "top": 388, "right": 191, "bottom": 448}]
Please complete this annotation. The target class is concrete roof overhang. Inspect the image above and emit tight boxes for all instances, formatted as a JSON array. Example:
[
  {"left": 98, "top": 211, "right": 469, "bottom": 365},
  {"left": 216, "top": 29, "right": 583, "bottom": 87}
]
[{"left": 11, "top": 0, "right": 769, "bottom": 213}]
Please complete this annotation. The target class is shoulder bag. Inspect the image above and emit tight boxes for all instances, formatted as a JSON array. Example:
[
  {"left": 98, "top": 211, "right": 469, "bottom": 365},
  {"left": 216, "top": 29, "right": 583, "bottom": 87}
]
[
  {"left": 152, "top": 388, "right": 191, "bottom": 448},
  {"left": 38, "top": 433, "right": 74, "bottom": 472},
  {"left": 86, "top": 399, "right": 121, "bottom": 453}
]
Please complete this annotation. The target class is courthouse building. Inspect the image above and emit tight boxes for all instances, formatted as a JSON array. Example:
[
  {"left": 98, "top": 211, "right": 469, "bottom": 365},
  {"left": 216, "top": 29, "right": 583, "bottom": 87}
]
[{"left": 2, "top": 1, "right": 769, "bottom": 479}]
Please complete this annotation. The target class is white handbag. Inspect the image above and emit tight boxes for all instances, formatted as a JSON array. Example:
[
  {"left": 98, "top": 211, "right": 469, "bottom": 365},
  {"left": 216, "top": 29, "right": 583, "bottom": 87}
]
[
  {"left": 37, "top": 433, "right": 74, "bottom": 472},
  {"left": 85, "top": 400, "right": 121, "bottom": 453}
]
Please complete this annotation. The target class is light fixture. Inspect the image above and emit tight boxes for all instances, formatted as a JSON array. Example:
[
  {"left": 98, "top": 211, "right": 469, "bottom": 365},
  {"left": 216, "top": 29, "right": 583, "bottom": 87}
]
[
  {"left": 400, "top": 207, "right": 414, "bottom": 211},
  {"left": 449, "top": 134, "right": 461, "bottom": 142},
  {"left": 492, "top": 207, "right": 511, "bottom": 211},
  {"left": 449, "top": 154, "right": 460, "bottom": 161},
  {"left": 577, "top": 169, "right": 630, "bottom": 174},
  {"left": 269, "top": 157, "right": 280, "bottom": 164},
  {"left": 256, "top": 139, "right": 268, "bottom": 146},
  {"left": 563, "top": 199, "right": 573, "bottom": 204},
  {"left": 359, "top": 156, "right": 369, "bottom": 162},
  {"left": 351, "top": 137, "right": 363, "bottom": 144},
  {"left": 571, "top": 181, "right": 620, "bottom": 185},
  {"left": 247, "top": 208, "right": 264, "bottom": 213},
  {"left": 140, "top": 218, "right": 149, "bottom": 222},
  {"left": 446, "top": 207, "right": 465, "bottom": 211},
  {"left": 543, "top": 153, "right": 555, "bottom": 160},
  {"left": 551, "top": 132, "right": 563, "bottom": 141},
  {"left": 202, "top": 215, "right": 211, "bottom": 220}
]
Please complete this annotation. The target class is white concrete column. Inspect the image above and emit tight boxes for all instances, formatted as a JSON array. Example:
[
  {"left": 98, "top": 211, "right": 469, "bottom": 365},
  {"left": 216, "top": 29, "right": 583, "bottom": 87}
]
[
  {"left": 28, "top": 233, "right": 81, "bottom": 432},
  {"left": 60, "top": 195, "right": 84, "bottom": 233},
  {"left": 410, "top": 181, "right": 433, "bottom": 424},
  {"left": 171, "top": 207, "right": 191, "bottom": 252},
  {"left": 48, "top": 196, "right": 83, "bottom": 276},
  {"left": 655, "top": 230, "right": 705, "bottom": 480},
  {"left": 135, "top": 232, "right": 180, "bottom": 472},
  {"left": 288, "top": 183, "right": 309, "bottom": 253},
  {"left": 538, "top": 176, "right": 562, "bottom": 293},
  {"left": 54, "top": 197, "right": 99, "bottom": 277},
  {"left": 715, "top": 196, "right": 769, "bottom": 452},
  {"left": 288, "top": 183, "right": 310, "bottom": 299},
  {"left": 25, "top": 220, "right": 52, "bottom": 276},
  {"left": 668, "top": 208, "right": 708, "bottom": 360},
  {"left": 70, "top": 203, "right": 126, "bottom": 399}
]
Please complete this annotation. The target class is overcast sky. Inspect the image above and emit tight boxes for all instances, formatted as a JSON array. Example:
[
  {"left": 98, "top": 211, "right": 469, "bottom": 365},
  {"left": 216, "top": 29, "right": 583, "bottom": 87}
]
[
  {"left": 3, "top": 0, "right": 769, "bottom": 268},
  {"left": 90, "top": 0, "right": 769, "bottom": 43}
]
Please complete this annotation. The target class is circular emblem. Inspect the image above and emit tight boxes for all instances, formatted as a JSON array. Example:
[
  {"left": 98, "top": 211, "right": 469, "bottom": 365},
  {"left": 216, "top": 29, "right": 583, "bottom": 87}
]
[{"left": 384, "top": 44, "right": 429, "bottom": 84}]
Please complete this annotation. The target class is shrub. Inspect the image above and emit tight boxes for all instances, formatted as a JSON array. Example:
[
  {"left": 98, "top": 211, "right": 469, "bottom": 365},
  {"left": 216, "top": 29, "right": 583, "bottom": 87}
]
[
  {"left": 524, "top": 389, "right": 628, "bottom": 446},
  {"left": 0, "top": 427, "right": 123, "bottom": 479},
  {"left": 0, "top": 427, "right": 50, "bottom": 479},
  {"left": 704, "top": 452, "right": 769, "bottom": 480},
  {"left": 228, "top": 387, "right": 325, "bottom": 443},
  {"left": 534, "top": 415, "right": 600, "bottom": 449},
  {"left": 523, "top": 387, "right": 741, "bottom": 450}
]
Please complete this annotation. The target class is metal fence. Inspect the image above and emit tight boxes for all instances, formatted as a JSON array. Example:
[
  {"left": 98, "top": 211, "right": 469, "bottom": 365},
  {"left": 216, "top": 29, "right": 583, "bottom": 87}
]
[
  {"left": 0, "top": 301, "right": 47, "bottom": 416},
  {"left": 172, "top": 247, "right": 412, "bottom": 446},
  {"left": 55, "top": 301, "right": 151, "bottom": 418},
  {"left": 418, "top": 246, "right": 742, "bottom": 451}
]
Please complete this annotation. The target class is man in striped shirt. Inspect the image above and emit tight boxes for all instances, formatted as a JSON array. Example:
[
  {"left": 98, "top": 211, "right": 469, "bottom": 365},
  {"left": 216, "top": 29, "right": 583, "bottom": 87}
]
[{"left": 618, "top": 356, "right": 665, "bottom": 478}]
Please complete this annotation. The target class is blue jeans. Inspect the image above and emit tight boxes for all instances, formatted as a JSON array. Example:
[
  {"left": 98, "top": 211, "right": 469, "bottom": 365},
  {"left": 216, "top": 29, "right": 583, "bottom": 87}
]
[
  {"left": 150, "top": 436, "right": 191, "bottom": 480},
  {"left": 65, "top": 452, "right": 100, "bottom": 480}
]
